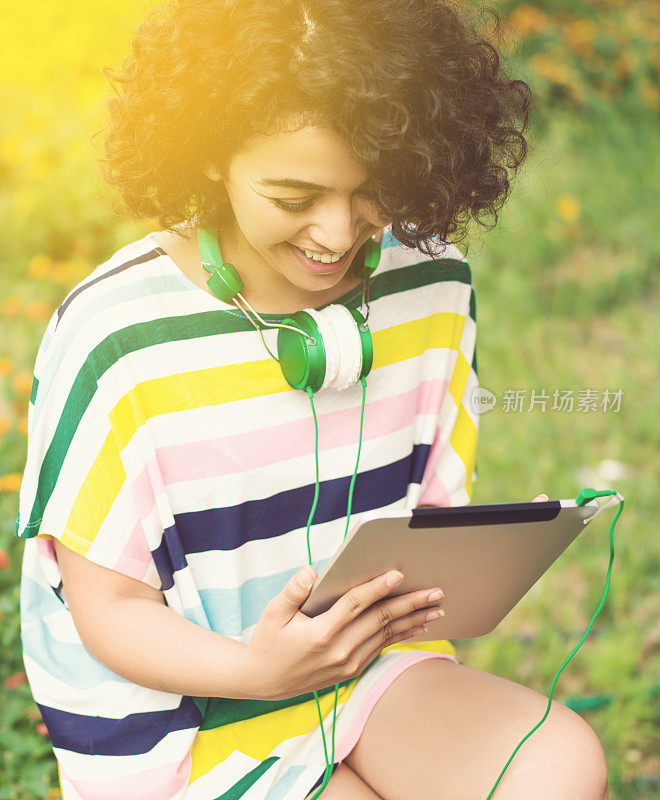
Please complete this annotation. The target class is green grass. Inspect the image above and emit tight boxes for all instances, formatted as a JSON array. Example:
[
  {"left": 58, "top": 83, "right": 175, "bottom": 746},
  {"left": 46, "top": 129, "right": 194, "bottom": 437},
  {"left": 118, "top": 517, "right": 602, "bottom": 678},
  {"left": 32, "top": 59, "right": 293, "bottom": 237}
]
[{"left": 456, "top": 108, "right": 660, "bottom": 798}]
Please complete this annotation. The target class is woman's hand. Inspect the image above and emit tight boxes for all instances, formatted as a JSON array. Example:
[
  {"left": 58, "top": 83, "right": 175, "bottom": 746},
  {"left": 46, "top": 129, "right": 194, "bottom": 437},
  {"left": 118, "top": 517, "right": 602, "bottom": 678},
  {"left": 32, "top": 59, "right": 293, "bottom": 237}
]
[
  {"left": 248, "top": 493, "right": 550, "bottom": 701},
  {"left": 246, "top": 566, "right": 444, "bottom": 702}
]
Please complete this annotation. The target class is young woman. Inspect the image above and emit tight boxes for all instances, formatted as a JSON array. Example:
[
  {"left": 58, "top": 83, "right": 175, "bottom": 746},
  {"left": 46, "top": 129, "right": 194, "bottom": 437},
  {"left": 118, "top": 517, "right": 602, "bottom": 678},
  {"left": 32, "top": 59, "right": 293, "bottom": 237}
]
[{"left": 16, "top": 1, "right": 608, "bottom": 798}]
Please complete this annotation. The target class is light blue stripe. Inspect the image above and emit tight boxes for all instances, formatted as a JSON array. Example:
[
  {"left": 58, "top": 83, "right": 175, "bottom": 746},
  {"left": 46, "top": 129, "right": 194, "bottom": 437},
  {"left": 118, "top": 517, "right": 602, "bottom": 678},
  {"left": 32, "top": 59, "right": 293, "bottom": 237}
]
[
  {"left": 264, "top": 765, "right": 308, "bottom": 800},
  {"left": 181, "top": 602, "right": 211, "bottom": 629},
  {"left": 382, "top": 229, "right": 399, "bottom": 249},
  {"left": 20, "top": 574, "right": 129, "bottom": 687},
  {"left": 198, "top": 558, "right": 331, "bottom": 637}
]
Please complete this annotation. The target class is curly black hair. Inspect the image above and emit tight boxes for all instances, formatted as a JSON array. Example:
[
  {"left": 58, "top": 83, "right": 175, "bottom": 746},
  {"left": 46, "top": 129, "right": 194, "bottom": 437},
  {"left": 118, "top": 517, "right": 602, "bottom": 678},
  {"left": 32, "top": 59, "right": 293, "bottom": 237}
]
[{"left": 96, "top": 0, "right": 532, "bottom": 260}]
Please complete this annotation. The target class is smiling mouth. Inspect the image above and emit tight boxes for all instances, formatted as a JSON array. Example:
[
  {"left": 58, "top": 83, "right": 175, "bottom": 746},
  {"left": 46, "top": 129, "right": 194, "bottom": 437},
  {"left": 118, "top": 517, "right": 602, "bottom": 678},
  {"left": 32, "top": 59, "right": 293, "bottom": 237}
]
[
  {"left": 288, "top": 241, "right": 354, "bottom": 273},
  {"left": 290, "top": 243, "right": 352, "bottom": 263}
]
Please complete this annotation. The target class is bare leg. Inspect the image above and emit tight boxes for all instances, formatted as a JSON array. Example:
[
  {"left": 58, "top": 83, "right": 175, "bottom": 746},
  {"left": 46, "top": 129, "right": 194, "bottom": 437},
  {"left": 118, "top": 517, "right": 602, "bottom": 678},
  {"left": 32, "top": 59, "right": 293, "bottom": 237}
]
[
  {"left": 304, "top": 762, "right": 385, "bottom": 800},
  {"left": 344, "top": 658, "right": 609, "bottom": 800}
]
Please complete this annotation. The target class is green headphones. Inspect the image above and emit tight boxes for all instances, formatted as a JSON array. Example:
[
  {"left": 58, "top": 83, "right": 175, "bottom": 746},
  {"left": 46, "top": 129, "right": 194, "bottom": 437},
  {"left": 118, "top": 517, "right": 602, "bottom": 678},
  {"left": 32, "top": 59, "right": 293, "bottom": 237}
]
[{"left": 197, "top": 228, "right": 381, "bottom": 392}]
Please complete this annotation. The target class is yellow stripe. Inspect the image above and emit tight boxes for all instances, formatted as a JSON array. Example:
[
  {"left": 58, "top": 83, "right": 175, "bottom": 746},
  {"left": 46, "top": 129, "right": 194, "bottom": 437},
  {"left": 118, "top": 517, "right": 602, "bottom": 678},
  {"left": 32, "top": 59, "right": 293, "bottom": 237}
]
[
  {"left": 451, "top": 405, "right": 478, "bottom": 499},
  {"left": 381, "top": 638, "right": 457, "bottom": 658},
  {"left": 109, "top": 310, "right": 468, "bottom": 449},
  {"left": 444, "top": 313, "right": 477, "bottom": 498},
  {"left": 111, "top": 359, "right": 287, "bottom": 450},
  {"left": 372, "top": 311, "right": 465, "bottom": 371},
  {"left": 61, "top": 429, "right": 126, "bottom": 553},
  {"left": 188, "top": 678, "right": 360, "bottom": 782},
  {"left": 189, "top": 638, "right": 457, "bottom": 782}
]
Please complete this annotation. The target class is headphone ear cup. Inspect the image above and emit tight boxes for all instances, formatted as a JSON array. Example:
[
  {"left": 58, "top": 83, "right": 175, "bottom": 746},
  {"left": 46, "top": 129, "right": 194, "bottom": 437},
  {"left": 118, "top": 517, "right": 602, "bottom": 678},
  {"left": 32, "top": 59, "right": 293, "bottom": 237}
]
[
  {"left": 277, "top": 305, "right": 373, "bottom": 393},
  {"left": 302, "top": 307, "right": 341, "bottom": 390},
  {"left": 312, "top": 305, "right": 362, "bottom": 390},
  {"left": 277, "top": 312, "right": 326, "bottom": 392}
]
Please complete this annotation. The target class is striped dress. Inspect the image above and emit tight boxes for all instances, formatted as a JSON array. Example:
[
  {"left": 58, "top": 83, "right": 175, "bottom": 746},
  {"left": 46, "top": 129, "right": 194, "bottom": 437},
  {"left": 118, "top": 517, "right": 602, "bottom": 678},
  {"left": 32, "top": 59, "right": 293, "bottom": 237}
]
[{"left": 15, "top": 225, "right": 479, "bottom": 800}]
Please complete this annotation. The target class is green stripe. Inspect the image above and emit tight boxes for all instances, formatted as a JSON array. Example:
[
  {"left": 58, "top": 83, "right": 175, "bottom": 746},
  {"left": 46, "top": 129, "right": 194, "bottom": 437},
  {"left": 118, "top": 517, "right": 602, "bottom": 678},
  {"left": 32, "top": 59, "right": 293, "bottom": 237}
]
[
  {"left": 30, "top": 376, "right": 39, "bottom": 405},
  {"left": 16, "top": 358, "right": 100, "bottom": 538},
  {"left": 15, "top": 259, "right": 473, "bottom": 540},
  {"left": 470, "top": 285, "right": 478, "bottom": 378},
  {"left": 213, "top": 756, "right": 279, "bottom": 800},
  {"left": 194, "top": 654, "right": 382, "bottom": 731}
]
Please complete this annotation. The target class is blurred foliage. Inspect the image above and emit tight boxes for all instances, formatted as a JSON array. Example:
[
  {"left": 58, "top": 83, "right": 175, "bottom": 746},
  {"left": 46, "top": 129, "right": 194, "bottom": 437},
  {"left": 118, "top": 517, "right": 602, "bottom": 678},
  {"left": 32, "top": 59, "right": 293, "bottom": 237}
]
[{"left": 0, "top": 0, "right": 658, "bottom": 798}]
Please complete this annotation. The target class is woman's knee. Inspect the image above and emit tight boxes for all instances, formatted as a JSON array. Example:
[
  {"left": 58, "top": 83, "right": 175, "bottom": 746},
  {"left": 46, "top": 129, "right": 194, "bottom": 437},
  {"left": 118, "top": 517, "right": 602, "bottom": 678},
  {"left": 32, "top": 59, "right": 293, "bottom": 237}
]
[
  {"left": 344, "top": 658, "right": 609, "bottom": 800},
  {"left": 518, "top": 700, "right": 609, "bottom": 799}
]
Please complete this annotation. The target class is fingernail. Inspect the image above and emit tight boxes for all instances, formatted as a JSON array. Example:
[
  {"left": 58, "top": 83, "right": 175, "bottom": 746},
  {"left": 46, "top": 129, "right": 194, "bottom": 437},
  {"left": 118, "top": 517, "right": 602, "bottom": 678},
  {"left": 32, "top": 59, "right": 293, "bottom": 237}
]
[
  {"left": 427, "top": 589, "right": 444, "bottom": 602},
  {"left": 297, "top": 567, "right": 314, "bottom": 588},
  {"left": 386, "top": 571, "right": 404, "bottom": 587}
]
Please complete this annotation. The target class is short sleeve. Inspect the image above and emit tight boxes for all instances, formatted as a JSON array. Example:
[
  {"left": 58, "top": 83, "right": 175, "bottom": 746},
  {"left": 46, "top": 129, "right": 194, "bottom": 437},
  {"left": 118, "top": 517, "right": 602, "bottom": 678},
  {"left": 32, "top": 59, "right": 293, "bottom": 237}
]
[
  {"left": 14, "top": 310, "right": 162, "bottom": 590},
  {"left": 417, "top": 269, "right": 479, "bottom": 507}
]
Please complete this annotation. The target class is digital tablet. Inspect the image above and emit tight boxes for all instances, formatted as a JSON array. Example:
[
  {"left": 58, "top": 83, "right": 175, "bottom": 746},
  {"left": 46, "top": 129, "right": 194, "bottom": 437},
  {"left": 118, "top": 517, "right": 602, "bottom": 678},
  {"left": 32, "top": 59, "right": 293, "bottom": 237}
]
[{"left": 299, "top": 498, "right": 613, "bottom": 640}]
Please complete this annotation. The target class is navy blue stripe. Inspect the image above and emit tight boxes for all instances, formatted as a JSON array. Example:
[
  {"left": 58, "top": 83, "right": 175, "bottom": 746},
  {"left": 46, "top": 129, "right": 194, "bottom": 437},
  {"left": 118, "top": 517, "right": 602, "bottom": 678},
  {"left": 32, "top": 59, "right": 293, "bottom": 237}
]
[
  {"left": 307, "top": 762, "right": 341, "bottom": 796},
  {"left": 37, "top": 695, "right": 202, "bottom": 756},
  {"left": 153, "top": 444, "right": 430, "bottom": 591},
  {"left": 56, "top": 249, "right": 163, "bottom": 328}
]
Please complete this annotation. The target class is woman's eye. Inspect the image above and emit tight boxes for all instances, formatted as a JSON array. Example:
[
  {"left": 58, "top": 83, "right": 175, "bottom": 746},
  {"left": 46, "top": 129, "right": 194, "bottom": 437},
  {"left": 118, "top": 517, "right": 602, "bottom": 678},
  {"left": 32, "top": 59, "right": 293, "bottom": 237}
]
[{"left": 272, "top": 199, "right": 314, "bottom": 212}]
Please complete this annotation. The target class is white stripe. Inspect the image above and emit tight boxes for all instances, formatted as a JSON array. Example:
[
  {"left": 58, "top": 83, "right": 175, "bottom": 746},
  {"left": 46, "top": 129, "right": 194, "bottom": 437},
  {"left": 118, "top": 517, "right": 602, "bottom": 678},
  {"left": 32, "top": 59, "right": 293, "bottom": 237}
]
[
  {"left": 53, "top": 727, "right": 198, "bottom": 780},
  {"left": 23, "top": 652, "right": 183, "bottom": 716}
]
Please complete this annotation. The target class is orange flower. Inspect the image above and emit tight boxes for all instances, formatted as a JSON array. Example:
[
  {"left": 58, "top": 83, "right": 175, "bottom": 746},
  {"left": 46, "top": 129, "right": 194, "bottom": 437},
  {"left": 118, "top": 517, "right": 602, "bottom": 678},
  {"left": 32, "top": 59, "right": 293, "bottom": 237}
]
[
  {"left": 562, "top": 18, "right": 598, "bottom": 58},
  {"left": 12, "top": 371, "right": 33, "bottom": 397},
  {"left": 25, "top": 299, "right": 52, "bottom": 322},
  {"left": 640, "top": 81, "right": 660, "bottom": 111},
  {"left": 530, "top": 55, "right": 573, "bottom": 87},
  {"left": 0, "top": 548, "right": 10, "bottom": 569},
  {"left": 508, "top": 4, "right": 549, "bottom": 36},
  {"left": 4, "top": 672, "right": 27, "bottom": 690},
  {"left": 0, "top": 473, "right": 23, "bottom": 493},
  {"left": 27, "top": 254, "right": 54, "bottom": 280},
  {"left": 0, "top": 417, "right": 11, "bottom": 436},
  {"left": 1, "top": 296, "right": 22, "bottom": 316},
  {"left": 17, "top": 416, "right": 29, "bottom": 436},
  {"left": 556, "top": 195, "right": 581, "bottom": 221},
  {"left": 36, "top": 722, "right": 49, "bottom": 736},
  {"left": 0, "top": 357, "right": 12, "bottom": 377},
  {"left": 73, "top": 238, "right": 94, "bottom": 259}
]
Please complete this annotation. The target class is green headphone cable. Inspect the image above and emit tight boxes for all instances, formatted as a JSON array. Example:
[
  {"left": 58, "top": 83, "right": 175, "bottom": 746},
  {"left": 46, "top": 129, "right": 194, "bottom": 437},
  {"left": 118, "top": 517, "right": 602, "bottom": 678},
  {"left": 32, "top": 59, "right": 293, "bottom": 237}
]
[
  {"left": 303, "top": 377, "right": 369, "bottom": 799},
  {"left": 484, "top": 489, "right": 623, "bottom": 799}
]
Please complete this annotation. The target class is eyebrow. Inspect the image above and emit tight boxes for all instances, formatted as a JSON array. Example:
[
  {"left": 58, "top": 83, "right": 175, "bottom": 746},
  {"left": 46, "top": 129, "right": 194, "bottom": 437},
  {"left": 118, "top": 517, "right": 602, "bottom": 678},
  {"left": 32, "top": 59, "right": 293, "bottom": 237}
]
[{"left": 257, "top": 177, "right": 370, "bottom": 192}]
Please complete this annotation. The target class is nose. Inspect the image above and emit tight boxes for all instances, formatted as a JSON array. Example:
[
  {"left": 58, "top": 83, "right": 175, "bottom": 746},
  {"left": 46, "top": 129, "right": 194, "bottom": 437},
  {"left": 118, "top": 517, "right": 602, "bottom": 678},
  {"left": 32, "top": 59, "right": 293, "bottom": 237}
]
[{"left": 308, "top": 200, "right": 363, "bottom": 253}]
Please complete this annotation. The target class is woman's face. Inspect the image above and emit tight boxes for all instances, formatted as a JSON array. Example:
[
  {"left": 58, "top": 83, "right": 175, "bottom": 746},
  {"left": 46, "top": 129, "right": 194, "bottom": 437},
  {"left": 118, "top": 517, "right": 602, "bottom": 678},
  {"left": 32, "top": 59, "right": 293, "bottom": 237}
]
[{"left": 205, "top": 121, "right": 390, "bottom": 307}]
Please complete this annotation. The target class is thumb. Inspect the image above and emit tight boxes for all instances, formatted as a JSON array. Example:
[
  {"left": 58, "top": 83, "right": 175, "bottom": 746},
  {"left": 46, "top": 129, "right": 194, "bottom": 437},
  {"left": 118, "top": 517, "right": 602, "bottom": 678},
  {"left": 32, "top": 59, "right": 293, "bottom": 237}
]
[
  {"left": 532, "top": 493, "right": 549, "bottom": 502},
  {"left": 266, "top": 566, "right": 317, "bottom": 623}
]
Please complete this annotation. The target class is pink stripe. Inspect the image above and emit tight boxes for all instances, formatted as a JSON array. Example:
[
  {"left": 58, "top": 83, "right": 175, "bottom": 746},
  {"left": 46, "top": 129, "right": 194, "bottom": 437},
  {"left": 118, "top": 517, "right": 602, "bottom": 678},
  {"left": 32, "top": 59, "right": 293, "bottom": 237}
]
[
  {"left": 36, "top": 535, "right": 57, "bottom": 562},
  {"left": 417, "top": 413, "right": 452, "bottom": 507},
  {"left": 111, "top": 518, "right": 153, "bottom": 582},
  {"left": 334, "top": 652, "right": 459, "bottom": 763},
  {"left": 156, "top": 379, "right": 449, "bottom": 485},
  {"left": 131, "top": 460, "right": 158, "bottom": 520},
  {"left": 64, "top": 752, "right": 191, "bottom": 800},
  {"left": 127, "top": 379, "right": 450, "bottom": 521}
]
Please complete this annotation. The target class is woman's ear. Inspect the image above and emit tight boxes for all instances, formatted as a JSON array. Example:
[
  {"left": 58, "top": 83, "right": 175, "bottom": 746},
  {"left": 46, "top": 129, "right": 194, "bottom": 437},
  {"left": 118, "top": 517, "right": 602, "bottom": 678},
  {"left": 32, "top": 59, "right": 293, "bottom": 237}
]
[{"left": 204, "top": 164, "right": 224, "bottom": 182}]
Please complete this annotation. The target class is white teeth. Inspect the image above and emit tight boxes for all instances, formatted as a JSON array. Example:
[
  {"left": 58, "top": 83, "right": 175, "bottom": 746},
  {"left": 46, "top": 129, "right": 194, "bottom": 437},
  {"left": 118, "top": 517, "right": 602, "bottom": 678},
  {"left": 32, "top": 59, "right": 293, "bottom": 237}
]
[{"left": 299, "top": 247, "right": 347, "bottom": 263}]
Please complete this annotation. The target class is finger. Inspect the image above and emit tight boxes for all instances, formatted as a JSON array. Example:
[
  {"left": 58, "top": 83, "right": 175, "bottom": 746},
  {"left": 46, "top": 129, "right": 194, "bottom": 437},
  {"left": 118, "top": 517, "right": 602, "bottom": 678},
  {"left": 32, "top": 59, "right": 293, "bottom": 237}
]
[
  {"left": 348, "top": 585, "right": 444, "bottom": 648},
  {"left": 317, "top": 570, "right": 405, "bottom": 642},
  {"left": 350, "top": 621, "right": 427, "bottom": 676},
  {"left": 532, "top": 493, "right": 549, "bottom": 502},
  {"left": 264, "top": 566, "right": 317, "bottom": 625}
]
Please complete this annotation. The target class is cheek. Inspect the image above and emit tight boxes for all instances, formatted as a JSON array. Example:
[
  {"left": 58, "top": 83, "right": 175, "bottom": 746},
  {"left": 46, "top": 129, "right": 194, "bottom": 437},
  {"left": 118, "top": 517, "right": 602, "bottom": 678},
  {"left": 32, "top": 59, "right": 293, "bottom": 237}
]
[{"left": 236, "top": 199, "right": 301, "bottom": 245}]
